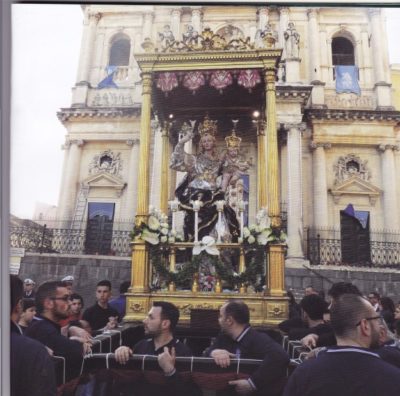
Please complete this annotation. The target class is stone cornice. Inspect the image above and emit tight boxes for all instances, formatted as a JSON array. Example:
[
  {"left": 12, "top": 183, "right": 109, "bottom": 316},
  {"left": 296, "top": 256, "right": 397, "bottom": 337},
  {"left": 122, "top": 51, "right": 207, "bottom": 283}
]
[
  {"left": 305, "top": 108, "right": 400, "bottom": 124},
  {"left": 57, "top": 106, "right": 141, "bottom": 123},
  {"left": 276, "top": 84, "right": 313, "bottom": 107}
]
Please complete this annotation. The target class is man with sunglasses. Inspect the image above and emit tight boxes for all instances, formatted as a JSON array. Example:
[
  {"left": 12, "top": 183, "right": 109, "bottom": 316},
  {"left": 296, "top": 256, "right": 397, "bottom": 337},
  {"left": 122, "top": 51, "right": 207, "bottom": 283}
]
[
  {"left": 284, "top": 294, "right": 400, "bottom": 396},
  {"left": 26, "top": 281, "right": 92, "bottom": 381}
]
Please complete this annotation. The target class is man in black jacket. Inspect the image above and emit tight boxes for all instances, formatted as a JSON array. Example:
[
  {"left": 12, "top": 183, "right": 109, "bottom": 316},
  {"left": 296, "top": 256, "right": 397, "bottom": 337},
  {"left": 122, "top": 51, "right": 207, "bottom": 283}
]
[
  {"left": 204, "top": 300, "right": 289, "bottom": 396},
  {"left": 114, "top": 301, "right": 200, "bottom": 396},
  {"left": 26, "top": 281, "right": 92, "bottom": 380},
  {"left": 283, "top": 294, "right": 400, "bottom": 396},
  {"left": 10, "top": 275, "right": 56, "bottom": 396}
]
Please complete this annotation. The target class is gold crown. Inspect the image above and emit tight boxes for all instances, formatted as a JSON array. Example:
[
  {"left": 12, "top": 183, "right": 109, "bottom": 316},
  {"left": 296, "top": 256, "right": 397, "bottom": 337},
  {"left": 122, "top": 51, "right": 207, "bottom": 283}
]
[
  {"left": 198, "top": 115, "right": 218, "bottom": 137},
  {"left": 225, "top": 130, "right": 242, "bottom": 149}
]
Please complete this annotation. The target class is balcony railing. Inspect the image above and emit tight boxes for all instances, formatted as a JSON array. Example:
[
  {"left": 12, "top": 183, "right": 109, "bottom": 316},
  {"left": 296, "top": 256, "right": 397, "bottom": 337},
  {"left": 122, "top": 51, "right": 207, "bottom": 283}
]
[
  {"left": 10, "top": 220, "right": 134, "bottom": 257},
  {"left": 306, "top": 228, "right": 400, "bottom": 267},
  {"left": 9, "top": 209, "right": 286, "bottom": 258}
]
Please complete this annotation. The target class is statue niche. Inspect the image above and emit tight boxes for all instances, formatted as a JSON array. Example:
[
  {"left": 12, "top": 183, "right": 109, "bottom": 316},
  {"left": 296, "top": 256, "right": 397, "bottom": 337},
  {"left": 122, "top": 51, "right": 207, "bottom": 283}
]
[{"left": 334, "top": 154, "right": 371, "bottom": 185}]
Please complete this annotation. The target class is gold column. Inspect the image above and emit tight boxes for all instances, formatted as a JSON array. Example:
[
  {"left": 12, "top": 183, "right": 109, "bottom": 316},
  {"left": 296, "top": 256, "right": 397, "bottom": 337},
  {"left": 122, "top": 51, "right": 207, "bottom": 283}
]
[
  {"left": 267, "top": 244, "right": 286, "bottom": 296},
  {"left": 265, "top": 68, "right": 281, "bottom": 228},
  {"left": 257, "top": 120, "right": 268, "bottom": 209},
  {"left": 131, "top": 71, "right": 153, "bottom": 293},
  {"left": 160, "top": 123, "right": 170, "bottom": 214}
]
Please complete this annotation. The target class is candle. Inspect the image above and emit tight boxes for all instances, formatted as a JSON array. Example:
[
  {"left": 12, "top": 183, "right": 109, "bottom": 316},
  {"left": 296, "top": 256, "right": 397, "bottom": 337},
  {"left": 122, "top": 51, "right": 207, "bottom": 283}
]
[
  {"left": 238, "top": 201, "right": 247, "bottom": 238},
  {"left": 169, "top": 199, "right": 180, "bottom": 234},
  {"left": 191, "top": 200, "right": 202, "bottom": 242}
]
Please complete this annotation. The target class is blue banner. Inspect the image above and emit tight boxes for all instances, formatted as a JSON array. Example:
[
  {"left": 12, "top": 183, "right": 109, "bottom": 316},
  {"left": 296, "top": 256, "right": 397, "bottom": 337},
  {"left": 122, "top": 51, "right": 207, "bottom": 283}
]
[
  {"left": 98, "top": 66, "right": 118, "bottom": 89},
  {"left": 335, "top": 65, "right": 360, "bottom": 95}
]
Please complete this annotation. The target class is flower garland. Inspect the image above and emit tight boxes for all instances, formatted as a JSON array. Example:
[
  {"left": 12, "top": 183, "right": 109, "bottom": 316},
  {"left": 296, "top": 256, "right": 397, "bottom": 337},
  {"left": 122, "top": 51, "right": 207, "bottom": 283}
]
[{"left": 132, "top": 207, "right": 287, "bottom": 289}]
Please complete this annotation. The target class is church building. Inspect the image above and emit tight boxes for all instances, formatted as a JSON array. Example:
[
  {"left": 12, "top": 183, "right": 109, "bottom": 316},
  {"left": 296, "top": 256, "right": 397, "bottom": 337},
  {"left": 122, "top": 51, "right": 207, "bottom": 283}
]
[{"left": 56, "top": 5, "right": 400, "bottom": 268}]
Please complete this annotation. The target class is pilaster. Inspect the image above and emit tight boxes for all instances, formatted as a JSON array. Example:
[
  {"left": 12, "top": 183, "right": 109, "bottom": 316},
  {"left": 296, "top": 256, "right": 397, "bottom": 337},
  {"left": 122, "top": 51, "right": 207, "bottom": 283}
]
[
  {"left": 307, "top": 8, "right": 321, "bottom": 82},
  {"left": 310, "top": 141, "right": 331, "bottom": 229},
  {"left": 377, "top": 144, "right": 400, "bottom": 231},
  {"left": 286, "top": 123, "right": 306, "bottom": 258},
  {"left": 57, "top": 139, "right": 85, "bottom": 221}
]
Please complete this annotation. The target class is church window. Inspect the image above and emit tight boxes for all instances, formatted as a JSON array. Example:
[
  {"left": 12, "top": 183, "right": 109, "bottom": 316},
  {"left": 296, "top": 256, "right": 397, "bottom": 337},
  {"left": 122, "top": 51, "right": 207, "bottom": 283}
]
[
  {"left": 109, "top": 37, "right": 130, "bottom": 66},
  {"left": 332, "top": 37, "right": 355, "bottom": 66}
]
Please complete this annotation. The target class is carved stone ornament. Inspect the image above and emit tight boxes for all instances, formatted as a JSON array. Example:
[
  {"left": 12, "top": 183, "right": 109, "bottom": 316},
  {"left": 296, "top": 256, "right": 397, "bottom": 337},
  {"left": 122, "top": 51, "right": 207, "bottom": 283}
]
[
  {"left": 145, "top": 27, "right": 255, "bottom": 53},
  {"left": 333, "top": 154, "right": 371, "bottom": 185},
  {"left": 89, "top": 150, "right": 123, "bottom": 177}
]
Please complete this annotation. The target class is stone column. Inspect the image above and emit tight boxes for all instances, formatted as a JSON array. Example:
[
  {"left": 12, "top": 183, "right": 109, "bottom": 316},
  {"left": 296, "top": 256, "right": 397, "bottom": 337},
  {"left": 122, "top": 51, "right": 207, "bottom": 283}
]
[
  {"left": 125, "top": 139, "right": 140, "bottom": 220},
  {"left": 286, "top": 123, "right": 306, "bottom": 258},
  {"left": 369, "top": 9, "right": 392, "bottom": 109},
  {"left": 310, "top": 142, "right": 330, "bottom": 229},
  {"left": 76, "top": 11, "right": 100, "bottom": 84},
  {"left": 57, "top": 139, "right": 84, "bottom": 222},
  {"left": 143, "top": 12, "right": 153, "bottom": 40},
  {"left": 319, "top": 27, "right": 329, "bottom": 83},
  {"left": 378, "top": 144, "right": 400, "bottom": 231},
  {"left": 191, "top": 8, "right": 202, "bottom": 33},
  {"left": 171, "top": 9, "right": 181, "bottom": 40},
  {"left": 307, "top": 8, "right": 321, "bottom": 82},
  {"left": 258, "top": 7, "right": 269, "bottom": 30},
  {"left": 92, "top": 32, "right": 105, "bottom": 88},
  {"left": 369, "top": 8, "right": 385, "bottom": 83},
  {"left": 361, "top": 27, "right": 372, "bottom": 86},
  {"left": 278, "top": 7, "right": 289, "bottom": 56},
  {"left": 57, "top": 139, "right": 71, "bottom": 223}
]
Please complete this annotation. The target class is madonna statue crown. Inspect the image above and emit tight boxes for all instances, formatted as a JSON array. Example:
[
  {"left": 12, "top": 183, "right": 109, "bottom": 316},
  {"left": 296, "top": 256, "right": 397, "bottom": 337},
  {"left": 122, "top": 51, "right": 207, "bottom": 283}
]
[{"left": 198, "top": 115, "right": 218, "bottom": 137}]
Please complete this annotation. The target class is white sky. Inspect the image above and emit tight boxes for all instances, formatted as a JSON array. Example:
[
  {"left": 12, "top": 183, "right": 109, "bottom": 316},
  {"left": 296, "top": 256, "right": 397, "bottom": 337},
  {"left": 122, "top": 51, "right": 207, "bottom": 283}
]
[{"left": 10, "top": 5, "right": 400, "bottom": 219}]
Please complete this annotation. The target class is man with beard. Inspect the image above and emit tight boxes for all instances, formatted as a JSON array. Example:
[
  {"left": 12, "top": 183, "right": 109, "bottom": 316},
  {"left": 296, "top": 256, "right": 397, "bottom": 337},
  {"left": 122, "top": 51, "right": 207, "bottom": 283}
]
[
  {"left": 26, "top": 281, "right": 92, "bottom": 380},
  {"left": 114, "top": 301, "right": 200, "bottom": 396},
  {"left": 204, "top": 300, "right": 289, "bottom": 396},
  {"left": 283, "top": 294, "right": 400, "bottom": 396},
  {"left": 10, "top": 275, "right": 56, "bottom": 396}
]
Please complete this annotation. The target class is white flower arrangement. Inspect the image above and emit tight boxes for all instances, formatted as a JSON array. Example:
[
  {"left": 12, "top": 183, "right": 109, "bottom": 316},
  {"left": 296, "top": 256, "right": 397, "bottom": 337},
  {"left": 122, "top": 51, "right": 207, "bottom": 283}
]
[
  {"left": 242, "top": 208, "right": 287, "bottom": 247},
  {"left": 134, "top": 207, "right": 183, "bottom": 246}
]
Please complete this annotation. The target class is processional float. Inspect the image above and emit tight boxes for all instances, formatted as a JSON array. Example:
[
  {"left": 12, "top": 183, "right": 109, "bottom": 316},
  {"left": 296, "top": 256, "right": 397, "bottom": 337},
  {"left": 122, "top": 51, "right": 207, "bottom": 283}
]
[{"left": 125, "top": 27, "right": 288, "bottom": 327}]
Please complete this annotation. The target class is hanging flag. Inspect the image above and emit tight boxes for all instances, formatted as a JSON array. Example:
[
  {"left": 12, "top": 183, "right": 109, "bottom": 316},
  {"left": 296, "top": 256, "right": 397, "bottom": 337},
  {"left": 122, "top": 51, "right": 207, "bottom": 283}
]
[
  {"left": 343, "top": 204, "right": 369, "bottom": 229},
  {"left": 335, "top": 65, "right": 360, "bottom": 95},
  {"left": 98, "top": 66, "right": 118, "bottom": 89},
  {"left": 343, "top": 203, "right": 355, "bottom": 217}
]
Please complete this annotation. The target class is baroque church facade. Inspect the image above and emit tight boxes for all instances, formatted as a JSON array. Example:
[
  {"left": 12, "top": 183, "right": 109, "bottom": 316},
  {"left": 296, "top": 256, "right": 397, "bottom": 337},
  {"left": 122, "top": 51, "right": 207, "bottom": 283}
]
[{"left": 56, "top": 5, "right": 400, "bottom": 266}]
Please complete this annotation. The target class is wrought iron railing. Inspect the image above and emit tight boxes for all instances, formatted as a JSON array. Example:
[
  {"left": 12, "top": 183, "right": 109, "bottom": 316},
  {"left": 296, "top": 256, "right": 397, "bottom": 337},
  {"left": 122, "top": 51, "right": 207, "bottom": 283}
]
[
  {"left": 306, "top": 228, "right": 400, "bottom": 267},
  {"left": 10, "top": 220, "right": 134, "bottom": 257},
  {"left": 10, "top": 208, "right": 288, "bottom": 258}
]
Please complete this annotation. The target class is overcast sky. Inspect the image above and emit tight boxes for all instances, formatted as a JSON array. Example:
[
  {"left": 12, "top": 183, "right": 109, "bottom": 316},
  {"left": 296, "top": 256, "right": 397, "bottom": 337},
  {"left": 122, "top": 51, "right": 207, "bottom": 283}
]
[{"left": 10, "top": 4, "right": 400, "bottom": 219}]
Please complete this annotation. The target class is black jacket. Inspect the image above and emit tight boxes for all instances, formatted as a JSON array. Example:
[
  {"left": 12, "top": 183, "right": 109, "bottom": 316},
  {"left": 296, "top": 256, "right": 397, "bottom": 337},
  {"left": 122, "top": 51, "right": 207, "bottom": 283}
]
[
  {"left": 11, "top": 321, "right": 56, "bottom": 396},
  {"left": 205, "top": 326, "right": 289, "bottom": 396},
  {"left": 128, "top": 337, "right": 201, "bottom": 396},
  {"left": 284, "top": 346, "right": 400, "bottom": 396},
  {"left": 25, "top": 315, "right": 83, "bottom": 380}
]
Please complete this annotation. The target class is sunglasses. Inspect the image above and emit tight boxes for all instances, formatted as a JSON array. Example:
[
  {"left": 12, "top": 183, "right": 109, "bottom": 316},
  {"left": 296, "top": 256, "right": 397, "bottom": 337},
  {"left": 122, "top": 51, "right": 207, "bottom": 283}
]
[{"left": 355, "top": 315, "right": 382, "bottom": 327}]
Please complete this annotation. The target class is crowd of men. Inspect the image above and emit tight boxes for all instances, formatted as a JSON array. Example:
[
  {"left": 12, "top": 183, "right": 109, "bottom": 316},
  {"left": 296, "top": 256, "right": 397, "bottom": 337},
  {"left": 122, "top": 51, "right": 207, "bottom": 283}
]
[{"left": 10, "top": 275, "right": 400, "bottom": 396}]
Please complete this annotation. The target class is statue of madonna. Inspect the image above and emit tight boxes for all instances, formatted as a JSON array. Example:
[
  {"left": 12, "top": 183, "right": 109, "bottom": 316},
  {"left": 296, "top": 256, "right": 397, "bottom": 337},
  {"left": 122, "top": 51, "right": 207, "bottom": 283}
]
[{"left": 170, "top": 116, "right": 240, "bottom": 242}]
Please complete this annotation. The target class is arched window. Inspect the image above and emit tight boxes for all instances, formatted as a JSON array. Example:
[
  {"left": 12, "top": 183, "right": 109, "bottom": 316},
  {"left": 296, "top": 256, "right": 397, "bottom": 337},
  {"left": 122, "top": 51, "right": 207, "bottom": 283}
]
[
  {"left": 331, "top": 37, "right": 355, "bottom": 66},
  {"left": 109, "top": 37, "right": 130, "bottom": 66}
]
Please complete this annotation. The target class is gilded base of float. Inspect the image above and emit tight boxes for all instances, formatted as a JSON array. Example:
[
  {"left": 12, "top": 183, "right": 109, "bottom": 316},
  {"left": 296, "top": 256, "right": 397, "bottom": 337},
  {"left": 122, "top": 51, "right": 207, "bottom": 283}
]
[{"left": 124, "top": 291, "right": 288, "bottom": 327}]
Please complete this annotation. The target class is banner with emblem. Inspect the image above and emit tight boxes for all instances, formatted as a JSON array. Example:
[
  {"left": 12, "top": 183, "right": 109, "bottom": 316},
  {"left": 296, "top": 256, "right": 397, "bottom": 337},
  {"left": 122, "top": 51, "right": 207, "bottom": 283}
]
[{"left": 335, "top": 65, "right": 361, "bottom": 95}]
